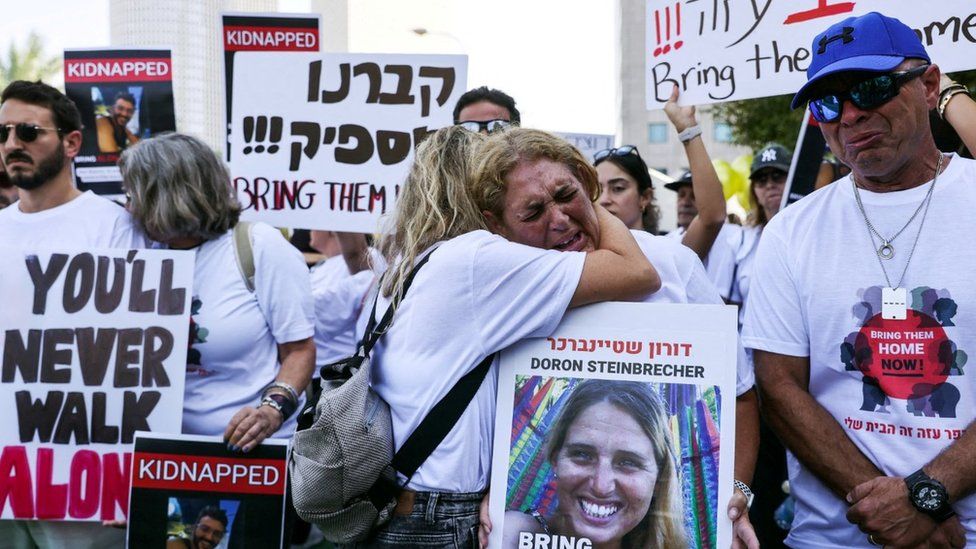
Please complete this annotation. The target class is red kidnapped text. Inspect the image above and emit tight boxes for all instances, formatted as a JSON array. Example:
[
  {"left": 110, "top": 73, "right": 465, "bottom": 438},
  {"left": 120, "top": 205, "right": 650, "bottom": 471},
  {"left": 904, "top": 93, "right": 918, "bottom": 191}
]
[
  {"left": 132, "top": 452, "right": 285, "bottom": 495},
  {"left": 64, "top": 59, "right": 171, "bottom": 82},
  {"left": 224, "top": 26, "right": 318, "bottom": 51}
]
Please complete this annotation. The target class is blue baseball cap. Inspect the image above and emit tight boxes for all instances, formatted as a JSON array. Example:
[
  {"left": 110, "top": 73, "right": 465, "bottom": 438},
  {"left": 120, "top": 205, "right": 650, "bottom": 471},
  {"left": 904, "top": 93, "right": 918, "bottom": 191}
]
[{"left": 791, "top": 12, "right": 929, "bottom": 109}]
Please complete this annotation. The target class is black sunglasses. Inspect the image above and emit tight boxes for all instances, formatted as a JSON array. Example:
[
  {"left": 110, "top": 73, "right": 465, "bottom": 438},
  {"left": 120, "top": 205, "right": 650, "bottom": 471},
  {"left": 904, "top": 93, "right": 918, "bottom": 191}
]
[
  {"left": 809, "top": 65, "right": 930, "bottom": 123},
  {"left": 593, "top": 145, "right": 641, "bottom": 164},
  {"left": 0, "top": 123, "right": 62, "bottom": 143},
  {"left": 456, "top": 119, "right": 512, "bottom": 134}
]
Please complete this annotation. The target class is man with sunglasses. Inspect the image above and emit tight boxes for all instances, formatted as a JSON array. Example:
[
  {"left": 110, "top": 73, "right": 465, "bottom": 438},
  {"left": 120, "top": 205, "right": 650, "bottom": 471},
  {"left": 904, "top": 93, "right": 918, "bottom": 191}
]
[
  {"left": 453, "top": 85, "right": 519, "bottom": 134},
  {"left": 743, "top": 12, "right": 976, "bottom": 549},
  {"left": 0, "top": 81, "right": 146, "bottom": 547}
]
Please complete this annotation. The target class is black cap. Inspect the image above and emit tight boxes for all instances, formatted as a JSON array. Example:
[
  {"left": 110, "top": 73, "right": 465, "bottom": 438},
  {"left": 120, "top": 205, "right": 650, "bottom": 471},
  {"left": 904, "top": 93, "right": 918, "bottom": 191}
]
[
  {"left": 750, "top": 145, "right": 792, "bottom": 179},
  {"left": 664, "top": 170, "right": 693, "bottom": 192}
]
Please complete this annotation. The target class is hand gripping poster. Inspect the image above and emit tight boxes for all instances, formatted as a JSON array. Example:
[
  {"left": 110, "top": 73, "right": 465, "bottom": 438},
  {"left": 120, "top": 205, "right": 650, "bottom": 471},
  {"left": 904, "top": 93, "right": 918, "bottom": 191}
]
[
  {"left": 489, "top": 303, "right": 738, "bottom": 549},
  {"left": 228, "top": 52, "right": 466, "bottom": 233},
  {"left": 127, "top": 433, "right": 288, "bottom": 549},
  {"left": 64, "top": 48, "right": 177, "bottom": 196},
  {"left": 0, "top": 247, "right": 193, "bottom": 522}
]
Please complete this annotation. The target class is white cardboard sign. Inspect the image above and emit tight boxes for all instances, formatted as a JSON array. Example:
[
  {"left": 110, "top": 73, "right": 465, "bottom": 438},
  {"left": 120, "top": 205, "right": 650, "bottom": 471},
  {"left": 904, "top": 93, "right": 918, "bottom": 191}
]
[
  {"left": 0, "top": 247, "right": 193, "bottom": 521},
  {"left": 646, "top": 0, "right": 976, "bottom": 108},
  {"left": 229, "top": 52, "right": 467, "bottom": 233},
  {"left": 489, "top": 302, "right": 738, "bottom": 549}
]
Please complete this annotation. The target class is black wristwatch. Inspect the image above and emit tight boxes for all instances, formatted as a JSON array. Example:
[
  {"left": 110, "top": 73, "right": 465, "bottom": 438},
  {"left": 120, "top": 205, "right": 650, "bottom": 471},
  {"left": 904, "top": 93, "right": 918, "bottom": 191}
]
[{"left": 905, "top": 469, "right": 955, "bottom": 522}]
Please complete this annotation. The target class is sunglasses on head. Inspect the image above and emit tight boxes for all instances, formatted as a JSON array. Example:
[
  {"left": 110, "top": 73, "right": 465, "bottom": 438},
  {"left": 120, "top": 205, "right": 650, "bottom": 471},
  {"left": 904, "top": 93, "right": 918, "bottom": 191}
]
[
  {"left": 0, "top": 123, "right": 62, "bottom": 143},
  {"left": 456, "top": 119, "right": 511, "bottom": 134},
  {"left": 808, "top": 64, "right": 930, "bottom": 123},
  {"left": 593, "top": 145, "right": 641, "bottom": 164}
]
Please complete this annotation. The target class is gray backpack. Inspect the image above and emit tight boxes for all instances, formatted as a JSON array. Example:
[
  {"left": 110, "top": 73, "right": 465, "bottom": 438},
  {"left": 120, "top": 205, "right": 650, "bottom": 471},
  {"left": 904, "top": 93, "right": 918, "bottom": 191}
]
[{"left": 289, "top": 250, "right": 493, "bottom": 543}]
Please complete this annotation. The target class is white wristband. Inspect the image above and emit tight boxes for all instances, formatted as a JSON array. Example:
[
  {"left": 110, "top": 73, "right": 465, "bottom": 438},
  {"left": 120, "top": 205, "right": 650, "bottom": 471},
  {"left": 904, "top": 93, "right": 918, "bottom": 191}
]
[{"left": 678, "top": 125, "right": 702, "bottom": 144}]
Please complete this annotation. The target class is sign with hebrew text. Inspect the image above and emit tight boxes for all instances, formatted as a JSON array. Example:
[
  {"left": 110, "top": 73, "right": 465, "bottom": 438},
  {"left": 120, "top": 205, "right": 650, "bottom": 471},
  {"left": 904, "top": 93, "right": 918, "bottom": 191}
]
[
  {"left": 229, "top": 52, "right": 467, "bottom": 233},
  {"left": 646, "top": 0, "right": 976, "bottom": 108},
  {"left": 488, "top": 302, "right": 738, "bottom": 549}
]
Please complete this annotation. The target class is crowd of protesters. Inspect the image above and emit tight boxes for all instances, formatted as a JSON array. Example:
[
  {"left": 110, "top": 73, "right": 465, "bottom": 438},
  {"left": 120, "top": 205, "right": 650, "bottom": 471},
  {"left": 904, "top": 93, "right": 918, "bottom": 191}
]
[{"left": 2, "top": 10, "right": 976, "bottom": 549}]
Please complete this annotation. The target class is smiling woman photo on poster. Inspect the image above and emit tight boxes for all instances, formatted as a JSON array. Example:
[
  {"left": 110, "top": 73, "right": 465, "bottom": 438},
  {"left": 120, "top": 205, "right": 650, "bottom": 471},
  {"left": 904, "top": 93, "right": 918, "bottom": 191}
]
[{"left": 504, "top": 379, "right": 686, "bottom": 548}]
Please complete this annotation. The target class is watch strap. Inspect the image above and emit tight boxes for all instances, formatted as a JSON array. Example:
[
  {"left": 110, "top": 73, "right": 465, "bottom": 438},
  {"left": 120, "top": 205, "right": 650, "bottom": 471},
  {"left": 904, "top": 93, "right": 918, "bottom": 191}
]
[
  {"left": 733, "top": 479, "right": 754, "bottom": 509},
  {"left": 678, "top": 125, "right": 702, "bottom": 144},
  {"left": 905, "top": 469, "right": 955, "bottom": 523}
]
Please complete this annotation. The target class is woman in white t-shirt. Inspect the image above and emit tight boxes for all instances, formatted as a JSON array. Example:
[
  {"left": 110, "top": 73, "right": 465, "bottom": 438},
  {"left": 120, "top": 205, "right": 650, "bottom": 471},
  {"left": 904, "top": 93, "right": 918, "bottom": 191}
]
[
  {"left": 120, "top": 133, "right": 316, "bottom": 452},
  {"left": 471, "top": 128, "right": 760, "bottom": 549},
  {"left": 357, "top": 126, "right": 659, "bottom": 549}
]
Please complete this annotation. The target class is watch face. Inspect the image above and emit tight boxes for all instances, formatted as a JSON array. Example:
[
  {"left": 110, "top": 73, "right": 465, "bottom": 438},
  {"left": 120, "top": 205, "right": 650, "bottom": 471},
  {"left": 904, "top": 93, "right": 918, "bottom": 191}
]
[{"left": 913, "top": 482, "right": 947, "bottom": 511}]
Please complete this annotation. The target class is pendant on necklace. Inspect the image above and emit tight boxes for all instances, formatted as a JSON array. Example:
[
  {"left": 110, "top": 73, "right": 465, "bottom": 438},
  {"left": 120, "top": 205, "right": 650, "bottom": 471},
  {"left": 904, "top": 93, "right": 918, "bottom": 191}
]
[{"left": 878, "top": 242, "right": 894, "bottom": 260}]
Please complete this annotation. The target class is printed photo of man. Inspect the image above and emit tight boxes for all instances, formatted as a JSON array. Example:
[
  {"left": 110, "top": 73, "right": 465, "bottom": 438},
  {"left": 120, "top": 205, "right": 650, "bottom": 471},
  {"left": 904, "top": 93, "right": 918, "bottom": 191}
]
[{"left": 96, "top": 91, "right": 140, "bottom": 152}]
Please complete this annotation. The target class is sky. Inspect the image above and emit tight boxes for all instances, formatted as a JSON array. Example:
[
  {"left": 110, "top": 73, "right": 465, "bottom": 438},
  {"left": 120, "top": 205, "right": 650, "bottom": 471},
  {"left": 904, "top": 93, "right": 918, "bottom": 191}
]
[{"left": 1, "top": 0, "right": 618, "bottom": 136}]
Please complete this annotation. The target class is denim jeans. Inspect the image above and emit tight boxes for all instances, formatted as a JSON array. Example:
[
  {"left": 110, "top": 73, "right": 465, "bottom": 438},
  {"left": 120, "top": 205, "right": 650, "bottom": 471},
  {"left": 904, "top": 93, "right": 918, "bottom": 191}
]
[{"left": 342, "top": 491, "right": 483, "bottom": 548}]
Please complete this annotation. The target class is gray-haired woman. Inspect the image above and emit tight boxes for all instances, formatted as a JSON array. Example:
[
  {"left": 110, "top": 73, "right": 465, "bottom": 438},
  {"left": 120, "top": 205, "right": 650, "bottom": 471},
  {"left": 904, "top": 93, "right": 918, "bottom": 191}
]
[{"left": 120, "top": 132, "right": 315, "bottom": 451}]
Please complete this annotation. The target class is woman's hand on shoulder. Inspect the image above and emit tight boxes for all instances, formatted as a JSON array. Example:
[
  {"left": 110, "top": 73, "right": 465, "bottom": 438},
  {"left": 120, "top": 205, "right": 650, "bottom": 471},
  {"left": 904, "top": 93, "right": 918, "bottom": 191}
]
[{"left": 224, "top": 405, "right": 283, "bottom": 453}]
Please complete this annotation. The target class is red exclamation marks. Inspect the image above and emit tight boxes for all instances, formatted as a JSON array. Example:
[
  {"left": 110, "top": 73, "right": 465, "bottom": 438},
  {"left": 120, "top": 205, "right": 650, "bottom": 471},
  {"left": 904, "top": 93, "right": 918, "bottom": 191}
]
[{"left": 652, "top": 2, "right": 684, "bottom": 57}]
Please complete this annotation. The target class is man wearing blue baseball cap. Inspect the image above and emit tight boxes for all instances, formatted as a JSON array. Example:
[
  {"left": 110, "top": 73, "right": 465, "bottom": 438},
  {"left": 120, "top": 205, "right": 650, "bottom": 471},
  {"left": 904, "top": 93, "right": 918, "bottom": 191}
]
[{"left": 743, "top": 12, "right": 975, "bottom": 549}]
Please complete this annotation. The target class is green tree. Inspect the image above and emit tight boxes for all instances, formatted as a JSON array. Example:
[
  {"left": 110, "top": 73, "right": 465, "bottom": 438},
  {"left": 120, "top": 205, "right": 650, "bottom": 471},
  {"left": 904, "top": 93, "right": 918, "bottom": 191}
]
[
  {"left": 0, "top": 32, "right": 62, "bottom": 89},
  {"left": 712, "top": 69, "right": 976, "bottom": 151}
]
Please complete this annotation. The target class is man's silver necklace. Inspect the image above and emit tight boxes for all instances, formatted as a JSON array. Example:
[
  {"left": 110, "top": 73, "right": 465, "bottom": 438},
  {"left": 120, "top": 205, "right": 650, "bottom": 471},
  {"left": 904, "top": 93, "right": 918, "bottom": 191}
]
[{"left": 851, "top": 153, "right": 943, "bottom": 289}]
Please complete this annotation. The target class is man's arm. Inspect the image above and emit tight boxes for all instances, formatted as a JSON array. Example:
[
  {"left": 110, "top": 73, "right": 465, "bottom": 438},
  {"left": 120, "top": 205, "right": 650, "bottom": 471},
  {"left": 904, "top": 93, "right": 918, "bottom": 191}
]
[
  {"left": 845, "top": 421, "right": 975, "bottom": 548},
  {"left": 926, "top": 420, "right": 976, "bottom": 503},
  {"left": 95, "top": 116, "right": 120, "bottom": 153},
  {"left": 734, "top": 388, "right": 759, "bottom": 484},
  {"left": 756, "top": 350, "right": 966, "bottom": 547},
  {"left": 730, "top": 388, "right": 760, "bottom": 549},
  {"left": 753, "top": 349, "right": 882, "bottom": 497}
]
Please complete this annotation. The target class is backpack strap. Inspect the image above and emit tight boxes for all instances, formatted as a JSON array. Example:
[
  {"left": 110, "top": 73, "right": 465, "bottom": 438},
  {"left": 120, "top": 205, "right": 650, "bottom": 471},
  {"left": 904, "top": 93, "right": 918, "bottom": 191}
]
[
  {"left": 232, "top": 221, "right": 256, "bottom": 292},
  {"left": 391, "top": 351, "right": 494, "bottom": 480}
]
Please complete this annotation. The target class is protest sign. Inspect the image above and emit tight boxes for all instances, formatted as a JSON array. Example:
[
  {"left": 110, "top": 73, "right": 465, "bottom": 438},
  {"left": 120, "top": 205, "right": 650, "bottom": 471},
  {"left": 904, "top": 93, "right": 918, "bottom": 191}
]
[
  {"left": 127, "top": 433, "right": 288, "bottom": 548},
  {"left": 229, "top": 52, "right": 467, "bottom": 233},
  {"left": 781, "top": 110, "right": 828, "bottom": 210},
  {"left": 553, "top": 132, "right": 615, "bottom": 164},
  {"left": 64, "top": 48, "right": 176, "bottom": 196},
  {"left": 489, "top": 302, "right": 738, "bottom": 549},
  {"left": 0, "top": 247, "right": 193, "bottom": 521},
  {"left": 221, "top": 12, "right": 321, "bottom": 162},
  {"left": 646, "top": 0, "right": 976, "bottom": 108}
]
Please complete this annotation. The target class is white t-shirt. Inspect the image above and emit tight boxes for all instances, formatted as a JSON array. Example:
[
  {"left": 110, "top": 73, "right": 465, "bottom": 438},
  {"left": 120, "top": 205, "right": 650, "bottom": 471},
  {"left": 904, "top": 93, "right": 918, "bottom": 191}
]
[
  {"left": 742, "top": 155, "right": 976, "bottom": 548},
  {"left": 667, "top": 223, "right": 744, "bottom": 300},
  {"left": 0, "top": 190, "right": 147, "bottom": 249},
  {"left": 310, "top": 254, "right": 377, "bottom": 368},
  {"left": 370, "top": 230, "right": 586, "bottom": 492},
  {"left": 636, "top": 231, "right": 754, "bottom": 395},
  {"left": 182, "top": 222, "right": 315, "bottom": 438},
  {"left": 730, "top": 225, "right": 763, "bottom": 329}
]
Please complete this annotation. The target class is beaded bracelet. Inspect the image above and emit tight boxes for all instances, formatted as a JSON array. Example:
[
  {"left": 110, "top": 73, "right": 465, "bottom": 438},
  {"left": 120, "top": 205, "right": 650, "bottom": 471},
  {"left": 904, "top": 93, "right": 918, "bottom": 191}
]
[{"left": 263, "top": 381, "right": 300, "bottom": 403}]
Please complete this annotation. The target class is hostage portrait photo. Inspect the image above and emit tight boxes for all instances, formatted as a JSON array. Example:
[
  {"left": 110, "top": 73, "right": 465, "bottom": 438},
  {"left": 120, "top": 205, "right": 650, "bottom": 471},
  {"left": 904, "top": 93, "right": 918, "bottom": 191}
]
[{"left": 502, "top": 377, "right": 723, "bottom": 549}]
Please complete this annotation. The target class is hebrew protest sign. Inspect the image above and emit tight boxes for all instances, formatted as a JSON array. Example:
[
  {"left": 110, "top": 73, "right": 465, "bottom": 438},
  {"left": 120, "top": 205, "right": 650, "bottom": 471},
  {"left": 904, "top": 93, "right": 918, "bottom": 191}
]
[
  {"left": 553, "top": 132, "right": 615, "bottom": 165},
  {"left": 64, "top": 48, "right": 177, "bottom": 196},
  {"left": 646, "top": 0, "right": 976, "bottom": 108},
  {"left": 127, "top": 433, "right": 288, "bottom": 548},
  {"left": 221, "top": 12, "right": 321, "bottom": 162},
  {"left": 229, "top": 52, "right": 467, "bottom": 233},
  {"left": 0, "top": 247, "right": 193, "bottom": 521},
  {"left": 489, "top": 302, "right": 738, "bottom": 549}
]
